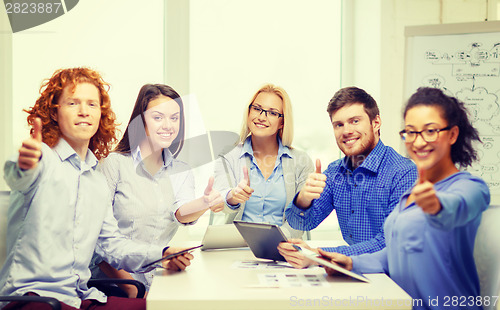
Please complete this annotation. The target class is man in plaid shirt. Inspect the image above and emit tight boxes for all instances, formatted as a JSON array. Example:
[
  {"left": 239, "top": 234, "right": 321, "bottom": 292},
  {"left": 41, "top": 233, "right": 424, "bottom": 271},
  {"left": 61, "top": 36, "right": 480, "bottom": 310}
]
[{"left": 279, "top": 87, "right": 417, "bottom": 268}]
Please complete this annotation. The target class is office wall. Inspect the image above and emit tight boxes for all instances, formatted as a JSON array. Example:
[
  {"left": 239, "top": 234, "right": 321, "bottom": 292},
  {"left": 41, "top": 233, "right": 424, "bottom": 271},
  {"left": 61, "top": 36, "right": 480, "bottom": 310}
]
[
  {"left": 2, "top": 0, "right": 497, "bottom": 175},
  {"left": 378, "top": 0, "right": 499, "bottom": 203},
  {"left": 1, "top": 0, "right": 342, "bottom": 188},
  {"left": 0, "top": 7, "right": 12, "bottom": 192},
  {"left": 0, "top": 9, "right": 11, "bottom": 263},
  {"left": 378, "top": 0, "right": 499, "bottom": 150},
  {"left": 1, "top": 0, "right": 498, "bottom": 235},
  {"left": 189, "top": 0, "right": 342, "bottom": 162},
  {"left": 0, "top": 0, "right": 165, "bottom": 192},
  {"left": 174, "top": 0, "right": 344, "bottom": 240},
  {"left": 3, "top": 0, "right": 495, "bottom": 179},
  {"left": 1, "top": 1, "right": 344, "bottom": 244},
  {"left": 341, "top": 0, "right": 499, "bottom": 154}
]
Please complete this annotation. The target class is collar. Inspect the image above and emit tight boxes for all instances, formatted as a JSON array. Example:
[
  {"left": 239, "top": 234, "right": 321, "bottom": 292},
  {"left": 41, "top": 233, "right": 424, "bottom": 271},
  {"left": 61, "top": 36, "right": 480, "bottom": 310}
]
[
  {"left": 240, "top": 136, "right": 291, "bottom": 159},
  {"left": 340, "top": 139, "right": 386, "bottom": 173},
  {"left": 53, "top": 138, "right": 98, "bottom": 170},
  {"left": 132, "top": 146, "right": 174, "bottom": 169}
]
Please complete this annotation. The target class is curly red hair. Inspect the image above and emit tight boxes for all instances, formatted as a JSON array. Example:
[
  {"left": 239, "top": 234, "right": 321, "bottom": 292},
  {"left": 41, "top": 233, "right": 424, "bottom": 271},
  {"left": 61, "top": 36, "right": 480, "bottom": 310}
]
[{"left": 24, "top": 67, "right": 118, "bottom": 160}]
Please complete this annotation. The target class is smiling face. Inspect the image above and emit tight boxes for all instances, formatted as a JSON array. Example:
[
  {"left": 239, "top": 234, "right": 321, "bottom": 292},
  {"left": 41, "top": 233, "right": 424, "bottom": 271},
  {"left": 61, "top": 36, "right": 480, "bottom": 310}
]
[
  {"left": 143, "top": 95, "right": 180, "bottom": 150},
  {"left": 330, "top": 103, "right": 380, "bottom": 158},
  {"left": 247, "top": 92, "right": 284, "bottom": 139},
  {"left": 57, "top": 82, "right": 101, "bottom": 154},
  {"left": 404, "top": 105, "right": 458, "bottom": 172}
]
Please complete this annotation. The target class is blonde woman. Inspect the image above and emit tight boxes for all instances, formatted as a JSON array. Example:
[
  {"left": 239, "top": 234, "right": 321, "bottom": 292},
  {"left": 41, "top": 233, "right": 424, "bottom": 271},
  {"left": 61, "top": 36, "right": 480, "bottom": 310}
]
[{"left": 214, "top": 84, "right": 313, "bottom": 238}]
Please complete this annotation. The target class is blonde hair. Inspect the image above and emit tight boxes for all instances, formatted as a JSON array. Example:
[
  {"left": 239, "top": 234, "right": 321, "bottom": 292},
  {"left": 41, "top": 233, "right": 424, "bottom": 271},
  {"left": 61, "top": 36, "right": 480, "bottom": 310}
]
[{"left": 238, "top": 83, "right": 294, "bottom": 147}]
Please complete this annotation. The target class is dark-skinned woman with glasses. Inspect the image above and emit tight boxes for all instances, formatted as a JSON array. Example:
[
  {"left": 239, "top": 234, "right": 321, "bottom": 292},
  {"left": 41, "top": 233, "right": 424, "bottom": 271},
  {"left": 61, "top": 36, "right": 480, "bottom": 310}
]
[
  {"left": 316, "top": 87, "right": 490, "bottom": 310},
  {"left": 213, "top": 84, "right": 314, "bottom": 238}
]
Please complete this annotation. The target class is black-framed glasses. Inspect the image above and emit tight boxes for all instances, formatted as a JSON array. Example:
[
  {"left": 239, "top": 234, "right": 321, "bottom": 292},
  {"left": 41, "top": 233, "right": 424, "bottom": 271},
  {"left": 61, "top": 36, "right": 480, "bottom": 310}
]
[
  {"left": 249, "top": 104, "right": 283, "bottom": 119},
  {"left": 399, "top": 126, "right": 452, "bottom": 143}
]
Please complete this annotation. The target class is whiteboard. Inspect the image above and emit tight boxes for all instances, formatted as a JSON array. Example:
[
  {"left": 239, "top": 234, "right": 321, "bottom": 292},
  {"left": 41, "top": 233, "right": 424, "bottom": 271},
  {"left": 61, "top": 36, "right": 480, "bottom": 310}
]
[{"left": 404, "top": 21, "right": 500, "bottom": 200}]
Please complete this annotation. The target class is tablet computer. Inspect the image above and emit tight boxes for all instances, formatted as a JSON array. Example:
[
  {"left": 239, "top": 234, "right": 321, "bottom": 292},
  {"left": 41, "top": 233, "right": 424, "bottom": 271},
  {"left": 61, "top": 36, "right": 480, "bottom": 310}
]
[
  {"left": 293, "top": 245, "right": 370, "bottom": 283},
  {"left": 201, "top": 224, "right": 247, "bottom": 251},
  {"left": 233, "top": 220, "right": 287, "bottom": 261},
  {"left": 142, "top": 245, "right": 202, "bottom": 269}
]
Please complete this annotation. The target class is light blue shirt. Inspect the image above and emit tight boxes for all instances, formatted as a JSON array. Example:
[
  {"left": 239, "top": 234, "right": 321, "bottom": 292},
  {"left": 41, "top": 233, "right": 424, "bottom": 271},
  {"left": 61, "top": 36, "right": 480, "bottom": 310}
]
[
  {"left": 0, "top": 139, "right": 163, "bottom": 308},
  {"left": 351, "top": 171, "right": 490, "bottom": 310},
  {"left": 91, "top": 147, "right": 195, "bottom": 290},
  {"left": 214, "top": 137, "right": 314, "bottom": 238},
  {"left": 238, "top": 138, "right": 288, "bottom": 225}
]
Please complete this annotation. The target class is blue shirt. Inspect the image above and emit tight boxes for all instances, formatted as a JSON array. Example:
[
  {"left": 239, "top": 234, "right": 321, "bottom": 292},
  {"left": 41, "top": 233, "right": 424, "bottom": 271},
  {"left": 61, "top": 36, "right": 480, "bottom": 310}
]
[
  {"left": 239, "top": 138, "right": 288, "bottom": 225},
  {"left": 286, "top": 140, "right": 417, "bottom": 255},
  {"left": 0, "top": 139, "right": 163, "bottom": 308},
  {"left": 352, "top": 171, "right": 490, "bottom": 310}
]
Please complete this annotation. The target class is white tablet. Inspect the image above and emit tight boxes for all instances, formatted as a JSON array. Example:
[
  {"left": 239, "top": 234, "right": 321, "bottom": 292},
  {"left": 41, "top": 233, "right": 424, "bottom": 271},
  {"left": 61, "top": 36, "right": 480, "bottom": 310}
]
[
  {"left": 201, "top": 224, "right": 247, "bottom": 251},
  {"left": 294, "top": 245, "right": 370, "bottom": 283}
]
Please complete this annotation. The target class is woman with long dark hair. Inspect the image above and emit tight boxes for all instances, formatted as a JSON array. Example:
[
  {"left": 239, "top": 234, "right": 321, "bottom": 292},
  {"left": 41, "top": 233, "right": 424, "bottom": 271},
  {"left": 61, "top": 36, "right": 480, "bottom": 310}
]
[{"left": 91, "top": 84, "right": 224, "bottom": 296}]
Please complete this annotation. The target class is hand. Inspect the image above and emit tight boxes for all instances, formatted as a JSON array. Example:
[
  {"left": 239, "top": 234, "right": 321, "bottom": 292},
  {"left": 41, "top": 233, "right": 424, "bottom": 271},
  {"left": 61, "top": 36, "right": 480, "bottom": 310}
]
[
  {"left": 203, "top": 177, "right": 224, "bottom": 213},
  {"left": 18, "top": 117, "right": 43, "bottom": 170},
  {"left": 121, "top": 283, "right": 139, "bottom": 299},
  {"left": 317, "top": 248, "right": 353, "bottom": 276},
  {"left": 226, "top": 166, "right": 254, "bottom": 206},
  {"left": 412, "top": 167, "right": 441, "bottom": 215},
  {"left": 296, "top": 159, "right": 326, "bottom": 208},
  {"left": 97, "top": 261, "right": 140, "bottom": 298},
  {"left": 162, "top": 247, "right": 194, "bottom": 271},
  {"left": 277, "top": 239, "right": 318, "bottom": 269}
]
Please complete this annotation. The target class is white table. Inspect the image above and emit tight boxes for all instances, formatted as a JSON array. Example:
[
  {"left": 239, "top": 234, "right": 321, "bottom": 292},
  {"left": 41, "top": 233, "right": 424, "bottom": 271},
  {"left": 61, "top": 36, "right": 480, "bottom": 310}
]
[{"left": 147, "top": 246, "right": 412, "bottom": 310}]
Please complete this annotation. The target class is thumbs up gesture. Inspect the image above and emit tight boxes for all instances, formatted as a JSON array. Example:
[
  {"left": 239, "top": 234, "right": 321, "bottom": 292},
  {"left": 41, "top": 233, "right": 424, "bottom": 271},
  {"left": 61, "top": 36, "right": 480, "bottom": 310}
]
[
  {"left": 18, "top": 117, "right": 43, "bottom": 170},
  {"left": 203, "top": 176, "right": 225, "bottom": 213},
  {"left": 412, "top": 166, "right": 441, "bottom": 214},
  {"left": 296, "top": 159, "right": 326, "bottom": 208},
  {"left": 226, "top": 166, "right": 254, "bottom": 206}
]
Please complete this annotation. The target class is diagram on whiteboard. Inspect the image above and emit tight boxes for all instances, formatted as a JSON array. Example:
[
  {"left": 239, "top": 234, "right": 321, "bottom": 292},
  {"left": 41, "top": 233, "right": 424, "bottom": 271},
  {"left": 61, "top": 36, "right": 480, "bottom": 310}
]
[{"left": 407, "top": 31, "right": 500, "bottom": 195}]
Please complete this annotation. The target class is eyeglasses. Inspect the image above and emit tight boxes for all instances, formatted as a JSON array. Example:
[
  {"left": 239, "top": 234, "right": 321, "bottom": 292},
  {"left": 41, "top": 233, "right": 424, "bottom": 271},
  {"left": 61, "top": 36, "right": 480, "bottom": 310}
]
[
  {"left": 249, "top": 104, "right": 283, "bottom": 119},
  {"left": 399, "top": 126, "right": 452, "bottom": 143}
]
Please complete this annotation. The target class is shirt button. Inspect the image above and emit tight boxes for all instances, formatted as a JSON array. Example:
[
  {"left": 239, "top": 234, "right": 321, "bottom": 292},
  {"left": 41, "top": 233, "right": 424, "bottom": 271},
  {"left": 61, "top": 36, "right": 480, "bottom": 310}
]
[
  {"left": 299, "top": 212, "right": 305, "bottom": 216},
  {"left": 349, "top": 234, "right": 352, "bottom": 238},
  {"left": 351, "top": 210, "right": 354, "bottom": 214}
]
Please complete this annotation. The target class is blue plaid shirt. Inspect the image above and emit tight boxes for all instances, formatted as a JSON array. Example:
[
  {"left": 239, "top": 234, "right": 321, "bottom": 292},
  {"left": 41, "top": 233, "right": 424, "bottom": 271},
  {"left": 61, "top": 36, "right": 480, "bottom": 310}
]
[{"left": 286, "top": 140, "right": 417, "bottom": 255}]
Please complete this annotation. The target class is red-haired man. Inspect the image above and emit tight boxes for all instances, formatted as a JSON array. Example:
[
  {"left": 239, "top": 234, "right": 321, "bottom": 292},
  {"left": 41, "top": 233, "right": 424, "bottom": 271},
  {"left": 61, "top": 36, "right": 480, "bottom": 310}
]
[{"left": 1, "top": 68, "right": 192, "bottom": 310}]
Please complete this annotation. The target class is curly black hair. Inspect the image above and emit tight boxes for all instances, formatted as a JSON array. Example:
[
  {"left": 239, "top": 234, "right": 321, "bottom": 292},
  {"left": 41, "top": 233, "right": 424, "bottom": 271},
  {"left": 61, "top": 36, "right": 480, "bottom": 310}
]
[{"left": 403, "top": 87, "right": 481, "bottom": 168}]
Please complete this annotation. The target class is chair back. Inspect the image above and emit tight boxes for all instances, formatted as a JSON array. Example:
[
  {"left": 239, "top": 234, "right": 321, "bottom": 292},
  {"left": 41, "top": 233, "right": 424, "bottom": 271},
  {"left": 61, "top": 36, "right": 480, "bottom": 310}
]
[{"left": 474, "top": 204, "right": 500, "bottom": 310}]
